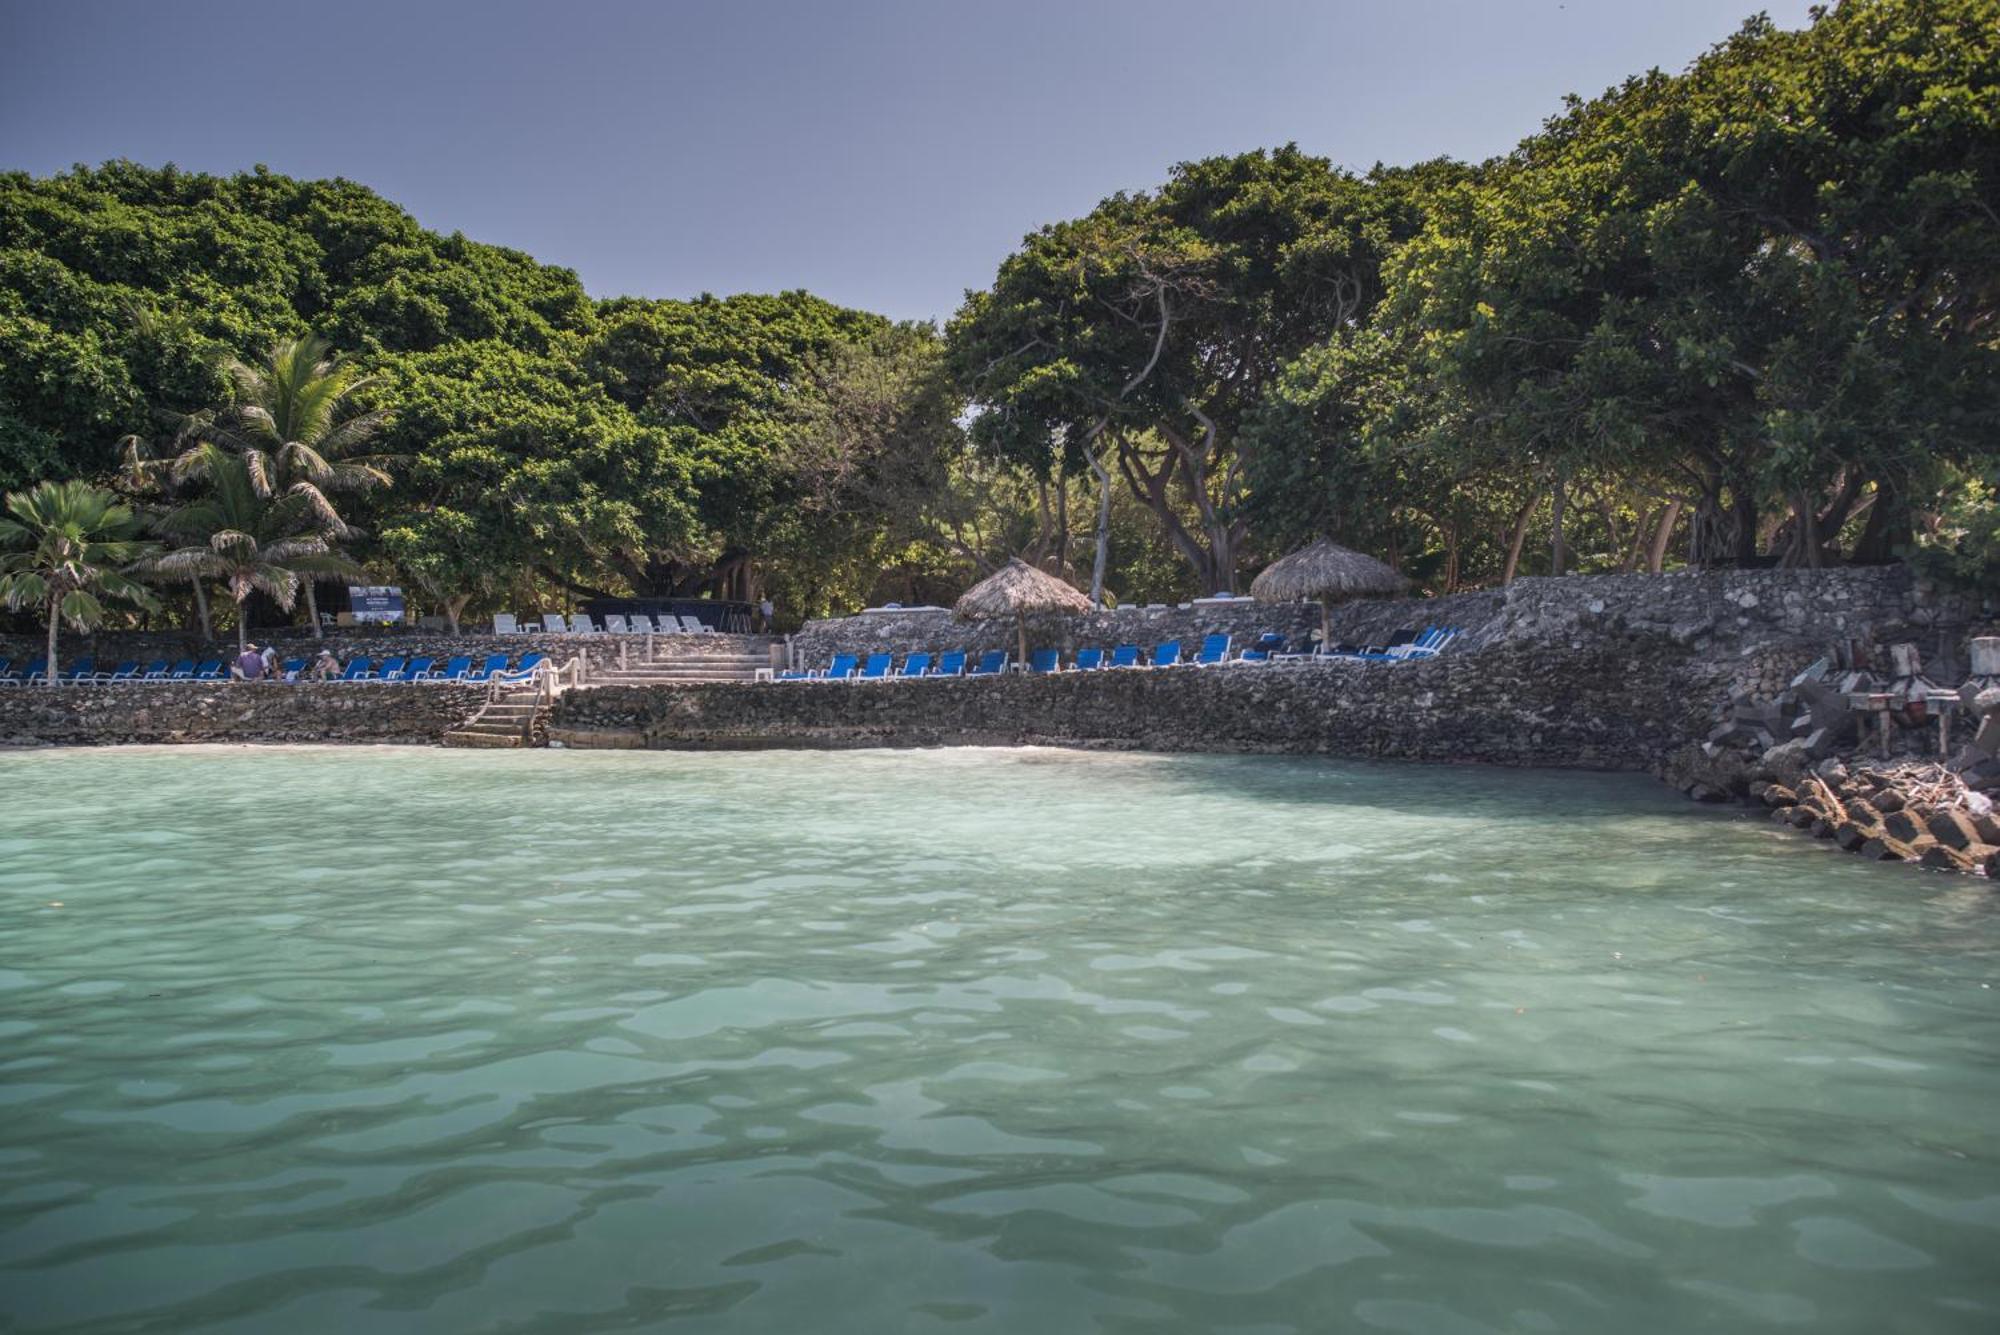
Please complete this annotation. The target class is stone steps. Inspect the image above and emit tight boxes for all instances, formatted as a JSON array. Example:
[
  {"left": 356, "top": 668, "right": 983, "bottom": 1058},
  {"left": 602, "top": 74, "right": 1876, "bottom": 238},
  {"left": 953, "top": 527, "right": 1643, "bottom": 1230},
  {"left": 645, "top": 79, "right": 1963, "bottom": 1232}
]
[{"left": 442, "top": 691, "right": 547, "bottom": 747}]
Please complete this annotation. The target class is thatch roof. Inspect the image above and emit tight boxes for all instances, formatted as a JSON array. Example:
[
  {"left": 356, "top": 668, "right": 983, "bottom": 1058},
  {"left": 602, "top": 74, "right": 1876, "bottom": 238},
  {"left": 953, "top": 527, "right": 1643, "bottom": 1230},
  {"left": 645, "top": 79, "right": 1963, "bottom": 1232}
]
[
  {"left": 1250, "top": 538, "right": 1407, "bottom": 604},
  {"left": 954, "top": 558, "right": 1094, "bottom": 620}
]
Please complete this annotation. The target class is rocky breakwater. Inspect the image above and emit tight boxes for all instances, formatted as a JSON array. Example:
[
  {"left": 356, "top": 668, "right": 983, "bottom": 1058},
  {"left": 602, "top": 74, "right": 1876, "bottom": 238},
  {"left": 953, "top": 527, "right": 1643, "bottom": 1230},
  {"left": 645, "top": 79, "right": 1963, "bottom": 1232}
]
[
  {"left": 1755, "top": 757, "right": 2000, "bottom": 876},
  {"left": 0, "top": 682, "right": 486, "bottom": 747},
  {"left": 1664, "top": 636, "right": 2000, "bottom": 877}
]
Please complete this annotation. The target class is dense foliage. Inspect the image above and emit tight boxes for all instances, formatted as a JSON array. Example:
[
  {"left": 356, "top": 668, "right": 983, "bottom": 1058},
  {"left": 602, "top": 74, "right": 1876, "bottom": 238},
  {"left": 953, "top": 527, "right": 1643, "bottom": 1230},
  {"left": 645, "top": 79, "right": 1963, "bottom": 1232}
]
[{"left": 1, "top": 0, "right": 1993, "bottom": 635}]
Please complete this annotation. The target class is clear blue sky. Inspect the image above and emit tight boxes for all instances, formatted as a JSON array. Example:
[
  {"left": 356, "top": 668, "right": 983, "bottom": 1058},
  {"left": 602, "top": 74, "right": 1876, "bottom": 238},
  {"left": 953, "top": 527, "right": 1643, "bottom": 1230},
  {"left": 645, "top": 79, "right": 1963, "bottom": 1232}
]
[{"left": 1, "top": 0, "right": 1817, "bottom": 323}]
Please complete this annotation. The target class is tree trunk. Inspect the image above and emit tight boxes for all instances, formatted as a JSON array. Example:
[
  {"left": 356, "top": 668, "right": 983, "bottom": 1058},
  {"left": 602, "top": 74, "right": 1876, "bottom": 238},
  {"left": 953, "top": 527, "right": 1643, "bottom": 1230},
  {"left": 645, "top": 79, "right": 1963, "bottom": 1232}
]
[
  {"left": 445, "top": 593, "right": 471, "bottom": 636},
  {"left": 1088, "top": 450, "right": 1112, "bottom": 607},
  {"left": 1501, "top": 496, "right": 1536, "bottom": 585},
  {"left": 1852, "top": 478, "right": 1911, "bottom": 564},
  {"left": 1731, "top": 488, "right": 1759, "bottom": 566},
  {"left": 45, "top": 597, "right": 59, "bottom": 688},
  {"left": 1549, "top": 472, "right": 1568, "bottom": 577},
  {"left": 1619, "top": 508, "right": 1652, "bottom": 574},
  {"left": 236, "top": 600, "right": 249, "bottom": 654},
  {"left": 1647, "top": 500, "right": 1681, "bottom": 573},
  {"left": 191, "top": 578, "right": 212, "bottom": 641},
  {"left": 304, "top": 580, "right": 323, "bottom": 639}
]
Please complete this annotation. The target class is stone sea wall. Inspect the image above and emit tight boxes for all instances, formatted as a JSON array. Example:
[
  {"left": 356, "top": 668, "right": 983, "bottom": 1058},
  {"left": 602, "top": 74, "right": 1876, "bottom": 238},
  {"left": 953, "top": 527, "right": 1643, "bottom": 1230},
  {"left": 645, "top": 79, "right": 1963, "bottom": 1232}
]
[
  {"left": 551, "top": 635, "right": 1723, "bottom": 770},
  {"left": 0, "top": 682, "right": 485, "bottom": 747}
]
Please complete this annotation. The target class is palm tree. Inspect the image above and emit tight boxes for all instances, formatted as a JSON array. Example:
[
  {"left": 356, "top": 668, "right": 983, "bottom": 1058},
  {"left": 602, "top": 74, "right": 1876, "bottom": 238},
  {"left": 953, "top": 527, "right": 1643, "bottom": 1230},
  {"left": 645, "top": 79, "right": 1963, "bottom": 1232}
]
[
  {"left": 0, "top": 481, "right": 160, "bottom": 684},
  {"left": 146, "top": 448, "right": 363, "bottom": 653},
  {"left": 182, "top": 333, "right": 391, "bottom": 637}
]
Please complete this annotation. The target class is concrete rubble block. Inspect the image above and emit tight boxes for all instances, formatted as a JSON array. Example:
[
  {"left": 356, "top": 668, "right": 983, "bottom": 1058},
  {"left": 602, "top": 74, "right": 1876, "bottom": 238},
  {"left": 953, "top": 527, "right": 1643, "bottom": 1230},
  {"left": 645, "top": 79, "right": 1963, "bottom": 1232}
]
[
  {"left": 1970, "top": 637, "right": 2000, "bottom": 678},
  {"left": 1883, "top": 809, "right": 1927, "bottom": 843},
  {"left": 1761, "top": 739, "right": 1813, "bottom": 788},
  {"left": 1926, "top": 809, "right": 1982, "bottom": 851},
  {"left": 1858, "top": 836, "right": 1917, "bottom": 861},
  {"left": 1918, "top": 844, "right": 1977, "bottom": 873}
]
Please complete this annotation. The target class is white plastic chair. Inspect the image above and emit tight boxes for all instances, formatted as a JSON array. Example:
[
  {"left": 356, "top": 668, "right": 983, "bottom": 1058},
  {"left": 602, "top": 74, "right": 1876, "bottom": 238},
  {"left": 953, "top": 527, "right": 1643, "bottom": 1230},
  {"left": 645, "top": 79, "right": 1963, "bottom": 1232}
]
[
  {"left": 541, "top": 613, "right": 567, "bottom": 634},
  {"left": 570, "top": 615, "right": 599, "bottom": 635},
  {"left": 603, "top": 614, "right": 630, "bottom": 634},
  {"left": 493, "top": 613, "right": 519, "bottom": 635}
]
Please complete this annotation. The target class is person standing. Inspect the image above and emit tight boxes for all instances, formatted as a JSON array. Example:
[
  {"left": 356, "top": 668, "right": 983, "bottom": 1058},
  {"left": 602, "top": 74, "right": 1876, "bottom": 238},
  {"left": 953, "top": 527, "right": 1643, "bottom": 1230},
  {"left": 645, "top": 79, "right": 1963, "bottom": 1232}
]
[{"left": 758, "top": 596, "right": 775, "bottom": 632}]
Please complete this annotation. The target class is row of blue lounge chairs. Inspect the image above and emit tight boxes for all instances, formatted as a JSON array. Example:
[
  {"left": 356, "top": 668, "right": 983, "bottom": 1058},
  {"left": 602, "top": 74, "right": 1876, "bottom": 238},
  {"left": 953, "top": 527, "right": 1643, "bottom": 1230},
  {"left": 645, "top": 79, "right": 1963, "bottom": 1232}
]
[
  {"left": 0, "top": 652, "right": 548, "bottom": 686},
  {"left": 779, "top": 627, "right": 1462, "bottom": 681}
]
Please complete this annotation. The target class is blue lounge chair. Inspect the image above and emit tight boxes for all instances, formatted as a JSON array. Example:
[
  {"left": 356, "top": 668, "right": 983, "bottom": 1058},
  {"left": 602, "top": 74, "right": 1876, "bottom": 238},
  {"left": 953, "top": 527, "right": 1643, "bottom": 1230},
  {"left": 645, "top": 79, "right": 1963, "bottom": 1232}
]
[
  {"left": 0, "top": 657, "right": 11, "bottom": 682},
  {"left": 433, "top": 655, "right": 474, "bottom": 681},
  {"left": 368, "top": 657, "right": 407, "bottom": 681},
  {"left": 63, "top": 657, "right": 97, "bottom": 682},
  {"left": 278, "top": 657, "right": 305, "bottom": 680},
  {"left": 137, "top": 660, "right": 170, "bottom": 679},
  {"left": 339, "top": 657, "right": 373, "bottom": 681},
  {"left": 899, "top": 653, "right": 933, "bottom": 678},
  {"left": 192, "top": 660, "right": 225, "bottom": 680},
  {"left": 1355, "top": 627, "right": 1444, "bottom": 662},
  {"left": 1239, "top": 632, "right": 1287, "bottom": 663},
  {"left": 18, "top": 658, "right": 49, "bottom": 683},
  {"left": 1109, "top": 644, "right": 1141, "bottom": 669},
  {"left": 1195, "top": 634, "right": 1231, "bottom": 666},
  {"left": 1332, "top": 626, "right": 1419, "bottom": 660},
  {"left": 934, "top": 650, "right": 968, "bottom": 676},
  {"left": 1153, "top": 641, "right": 1182, "bottom": 669},
  {"left": 1029, "top": 648, "right": 1060, "bottom": 673},
  {"left": 467, "top": 653, "right": 508, "bottom": 681},
  {"left": 166, "top": 658, "right": 196, "bottom": 679},
  {"left": 858, "top": 652, "right": 893, "bottom": 680},
  {"left": 1388, "top": 627, "right": 1459, "bottom": 661},
  {"left": 398, "top": 657, "right": 437, "bottom": 682},
  {"left": 969, "top": 650, "right": 1007, "bottom": 676},
  {"left": 97, "top": 660, "right": 140, "bottom": 682},
  {"left": 824, "top": 653, "right": 860, "bottom": 680},
  {"left": 1073, "top": 647, "right": 1104, "bottom": 671}
]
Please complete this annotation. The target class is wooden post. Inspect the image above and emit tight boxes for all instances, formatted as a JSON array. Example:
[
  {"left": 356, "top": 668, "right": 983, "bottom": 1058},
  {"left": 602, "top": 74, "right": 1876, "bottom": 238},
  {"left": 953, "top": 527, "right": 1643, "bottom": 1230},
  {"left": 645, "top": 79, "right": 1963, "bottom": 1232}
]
[{"left": 1879, "top": 707, "right": 1892, "bottom": 759}]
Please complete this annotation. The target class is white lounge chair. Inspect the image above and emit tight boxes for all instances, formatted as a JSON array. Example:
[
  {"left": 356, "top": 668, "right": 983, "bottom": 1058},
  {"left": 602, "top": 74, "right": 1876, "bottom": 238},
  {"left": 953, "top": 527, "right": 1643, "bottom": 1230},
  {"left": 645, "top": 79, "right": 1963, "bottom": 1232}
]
[
  {"left": 571, "top": 615, "right": 599, "bottom": 635},
  {"left": 603, "top": 613, "right": 630, "bottom": 634},
  {"left": 679, "top": 615, "right": 714, "bottom": 634},
  {"left": 541, "top": 613, "right": 567, "bottom": 634},
  {"left": 493, "top": 613, "right": 519, "bottom": 635},
  {"left": 626, "top": 613, "right": 655, "bottom": 633}
]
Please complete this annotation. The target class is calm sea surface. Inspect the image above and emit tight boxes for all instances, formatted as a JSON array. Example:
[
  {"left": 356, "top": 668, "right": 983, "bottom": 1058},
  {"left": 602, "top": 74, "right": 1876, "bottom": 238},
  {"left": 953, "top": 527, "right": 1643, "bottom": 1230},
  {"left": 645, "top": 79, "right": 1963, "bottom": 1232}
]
[{"left": 1, "top": 745, "right": 1995, "bottom": 1334}]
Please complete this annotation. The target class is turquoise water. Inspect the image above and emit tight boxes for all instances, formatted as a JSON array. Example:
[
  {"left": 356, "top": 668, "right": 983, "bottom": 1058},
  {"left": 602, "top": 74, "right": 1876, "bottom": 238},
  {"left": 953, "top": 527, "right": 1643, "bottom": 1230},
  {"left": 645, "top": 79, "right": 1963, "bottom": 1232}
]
[{"left": 1, "top": 746, "right": 1996, "bottom": 1334}]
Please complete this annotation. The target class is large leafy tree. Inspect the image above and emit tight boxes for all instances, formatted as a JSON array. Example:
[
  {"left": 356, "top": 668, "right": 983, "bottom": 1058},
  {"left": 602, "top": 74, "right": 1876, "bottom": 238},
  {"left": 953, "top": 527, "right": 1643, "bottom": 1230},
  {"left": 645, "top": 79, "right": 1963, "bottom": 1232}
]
[
  {"left": 949, "top": 149, "right": 1455, "bottom": 592},
  {"left": 1378, "top": 0, "right": 2000, "bottom": 569},
  {"left": 0, "top": 480, "right": 159, "bottom": 682},
  {"left": 0, "top": 163, "right": 594, "bottom": 491}
]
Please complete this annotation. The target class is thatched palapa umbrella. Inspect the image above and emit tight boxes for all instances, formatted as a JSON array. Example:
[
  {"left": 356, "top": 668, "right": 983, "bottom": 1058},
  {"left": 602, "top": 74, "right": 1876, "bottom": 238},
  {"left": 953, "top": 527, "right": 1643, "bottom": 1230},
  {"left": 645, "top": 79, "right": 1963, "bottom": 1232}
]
[
  {"left": 954, "top": 558, "right": 1094, "bottom": 668},
  {"left": 1250, "top": 538, "right": 1407, "bottom": 645}
]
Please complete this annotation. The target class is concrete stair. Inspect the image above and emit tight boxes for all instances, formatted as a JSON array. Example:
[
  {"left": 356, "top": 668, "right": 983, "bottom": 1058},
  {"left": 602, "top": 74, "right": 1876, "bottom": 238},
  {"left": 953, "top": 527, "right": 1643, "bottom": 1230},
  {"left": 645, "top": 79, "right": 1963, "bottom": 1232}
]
[{"left": 443, "top": 692, "right": 545, "bottom": 747}]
